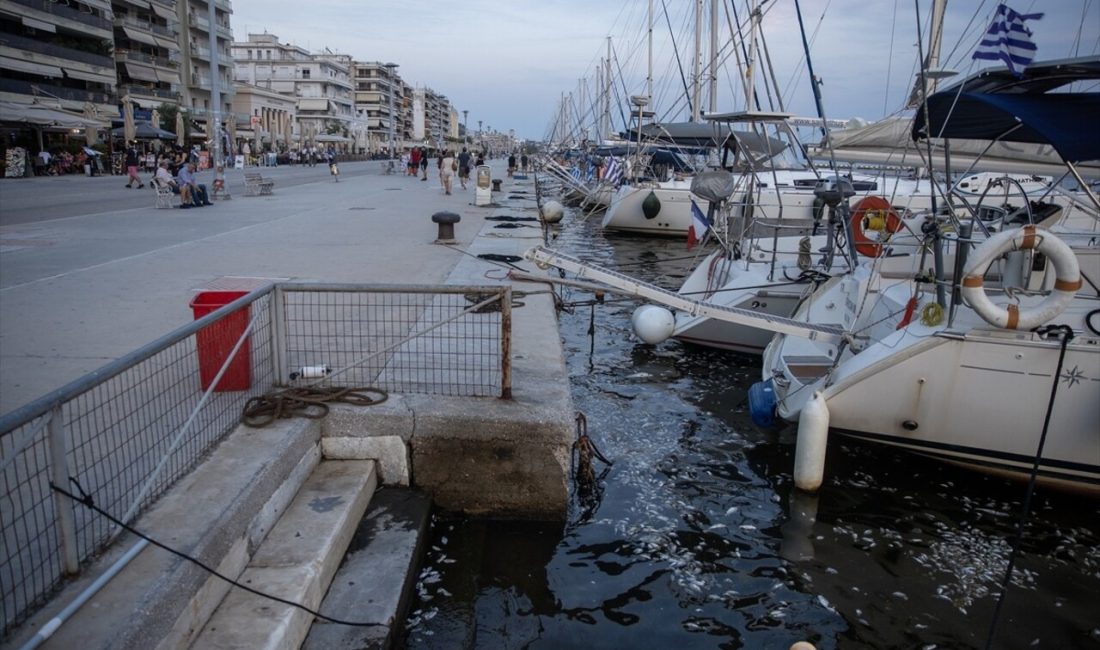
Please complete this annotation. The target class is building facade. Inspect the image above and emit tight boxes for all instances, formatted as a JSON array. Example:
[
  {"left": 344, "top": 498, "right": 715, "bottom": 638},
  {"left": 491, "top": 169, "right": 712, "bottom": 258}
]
[
  {"left": 176, "top": 0, "right": 234, "bottom": 133},
  {"left": 111, "top": 0, "right": 180, "bottom": 113}
]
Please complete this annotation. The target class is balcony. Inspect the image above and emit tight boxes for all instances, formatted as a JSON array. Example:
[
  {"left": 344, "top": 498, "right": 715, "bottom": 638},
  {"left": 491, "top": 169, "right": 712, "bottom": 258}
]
[
  {"left": 0, "top": 77, "right": 113, "bottom": 104},
  {"left": 123, "top": 82, "right": 178, "bottom": 100},
  {"left": 8, "top": 0, "right": 112, "bottom": 32},
  {"left": 117, "top": 16, "right": 178, "bottom": 39},
  {"left": 0, "top": 32, "right": 114, "bottom": 68},
  {"left": 118, "top": 49, "right": 176, "bottom": 71}
]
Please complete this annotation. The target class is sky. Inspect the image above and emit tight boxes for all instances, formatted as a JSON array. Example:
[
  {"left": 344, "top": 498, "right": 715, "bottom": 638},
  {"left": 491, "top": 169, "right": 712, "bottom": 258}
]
[{"left": 230, "top": 0, "right": 1100, "bottom": 141}]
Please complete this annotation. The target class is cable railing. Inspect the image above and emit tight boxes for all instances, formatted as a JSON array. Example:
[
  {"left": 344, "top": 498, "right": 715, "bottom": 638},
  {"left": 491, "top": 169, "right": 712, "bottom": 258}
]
[{"left": 0, "top": 282, "right": 512, "bottom": 636}]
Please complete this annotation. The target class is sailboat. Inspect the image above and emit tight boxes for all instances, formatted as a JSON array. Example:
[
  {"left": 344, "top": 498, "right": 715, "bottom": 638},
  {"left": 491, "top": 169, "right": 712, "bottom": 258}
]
[{"left": 753, "top": 57, "right": 1100, "bottom": 494}]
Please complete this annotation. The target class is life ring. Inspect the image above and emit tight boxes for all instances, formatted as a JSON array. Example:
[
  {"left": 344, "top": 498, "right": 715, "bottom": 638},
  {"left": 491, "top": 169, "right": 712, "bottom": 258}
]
[
  {"left": 960, "top": 225, "right": 1081, "bottom": 330},
  {"left": 850, "top": 196, "right": 903, "bottom": 257}
]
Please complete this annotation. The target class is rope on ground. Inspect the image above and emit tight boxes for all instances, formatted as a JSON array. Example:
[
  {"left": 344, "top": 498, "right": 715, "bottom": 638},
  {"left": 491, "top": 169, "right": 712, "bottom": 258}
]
[
  {"left": 241, "top": 386, "right": 388, "bottom": 427},
  {"left": 51, "top": 479, "right": 384, "bottom": 628}
]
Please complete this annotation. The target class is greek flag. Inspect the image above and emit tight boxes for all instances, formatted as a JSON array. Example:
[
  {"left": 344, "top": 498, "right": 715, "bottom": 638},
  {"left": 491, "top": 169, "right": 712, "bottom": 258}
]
[
  {"left": 604, "top": 157, "right": 623, "bottom": 186},
  {"left": 585, "top": 165, "right": 595, "bottom": 183},
  {"left": 972, "top": 4, "right": 1044, "bottom": 77},
  {"left": 570, "top": 166, "right": 582, "bottom": 182}
]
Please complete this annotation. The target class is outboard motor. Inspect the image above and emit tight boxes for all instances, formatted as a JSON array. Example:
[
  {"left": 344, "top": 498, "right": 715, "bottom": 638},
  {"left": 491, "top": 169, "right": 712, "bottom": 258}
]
[{"left": 812, "top": 178, "right": 856, "bottom": 269}]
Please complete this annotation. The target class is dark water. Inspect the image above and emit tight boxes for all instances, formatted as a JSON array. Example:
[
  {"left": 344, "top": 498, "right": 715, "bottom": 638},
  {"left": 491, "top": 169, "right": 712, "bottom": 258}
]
[{"left": 403, "top": 213, "right": 1100, "bottom": 649}]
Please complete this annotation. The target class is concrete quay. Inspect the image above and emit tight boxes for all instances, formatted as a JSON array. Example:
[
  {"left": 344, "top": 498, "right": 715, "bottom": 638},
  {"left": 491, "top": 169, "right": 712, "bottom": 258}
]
[{"left": 2, "top": 160, "right": 575, "bottom": 648}]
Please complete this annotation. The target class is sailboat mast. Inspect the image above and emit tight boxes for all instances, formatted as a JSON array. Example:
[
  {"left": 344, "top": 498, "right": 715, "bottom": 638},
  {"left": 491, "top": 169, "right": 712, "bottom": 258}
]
[
  {"left": 605, "top": 37, "right": 612, "bottom": 135},
  {"left": 708, "top": 0, "right": 718, "bottom": 114},
  {"left": 692, "top": 0, "right": 703, "bottom": 121},
  {"left": 905, "top": 0, "right": 947, "bottom": 108},
  {"left": 745, "top": 0, "right": 760, "bottom": 112},
  {"left": 647, "top": 0, "right": 654, "bottom": 101}
]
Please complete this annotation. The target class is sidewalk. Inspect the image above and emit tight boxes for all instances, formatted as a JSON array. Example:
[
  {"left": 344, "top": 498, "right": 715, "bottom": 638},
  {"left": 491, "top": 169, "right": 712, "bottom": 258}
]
[{"left": 0, "top": 159, "right": 508, "bottom": 414}]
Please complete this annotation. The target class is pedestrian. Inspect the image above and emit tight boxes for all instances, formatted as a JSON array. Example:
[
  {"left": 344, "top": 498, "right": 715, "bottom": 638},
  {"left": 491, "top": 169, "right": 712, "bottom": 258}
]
[
  {"left": 124, "top": 142, "right": 144, "bottom": 188},
  {"left": 475, "top": 150, "right": 485, "bottom": 168},
  {"left": 520, "top": 153, "right": 528, "bottom": 172},
  {"left": 440, "top": 149, "right": 456, "bottom": 195},
  {"left": 326, "top": 147, "right": 339, "bottom": 181},
  {"left": 457, "top": 147, "right": 472, "bottom": 190},
  {"left": 419, "top": 147, "right": 429, "bottom": 181},
  {"left": 409, "top": 147, "right": 421, "bottom": 176},
  {"left": 507, "top": 152, "right": 516, "bottom": 178}
]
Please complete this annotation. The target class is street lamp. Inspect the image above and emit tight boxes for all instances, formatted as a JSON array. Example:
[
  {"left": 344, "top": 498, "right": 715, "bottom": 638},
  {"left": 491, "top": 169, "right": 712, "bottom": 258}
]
[
  {"left": 384, "top": 62, "right": 398, "bottom": 157},
  {"left": 462, "top": 109, "right": 468, "bottom": 146}
]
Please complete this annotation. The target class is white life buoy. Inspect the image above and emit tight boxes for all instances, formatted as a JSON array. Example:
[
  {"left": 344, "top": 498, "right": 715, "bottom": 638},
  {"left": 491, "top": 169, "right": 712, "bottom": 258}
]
[{"left": 960, "top": 225, "right": 1081, "bottom": 330}]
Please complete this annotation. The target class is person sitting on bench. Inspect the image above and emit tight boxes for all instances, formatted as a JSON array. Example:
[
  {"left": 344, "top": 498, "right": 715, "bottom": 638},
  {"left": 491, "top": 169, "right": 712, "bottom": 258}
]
[{"left": 177, "top": 162, "right": 212, "bottom": 208}]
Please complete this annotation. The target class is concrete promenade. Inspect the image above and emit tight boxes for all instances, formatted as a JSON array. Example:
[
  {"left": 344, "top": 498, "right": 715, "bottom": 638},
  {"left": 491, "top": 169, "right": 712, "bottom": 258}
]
[{"left": 0, "top": 160, "right": 505, "bottom": 414}]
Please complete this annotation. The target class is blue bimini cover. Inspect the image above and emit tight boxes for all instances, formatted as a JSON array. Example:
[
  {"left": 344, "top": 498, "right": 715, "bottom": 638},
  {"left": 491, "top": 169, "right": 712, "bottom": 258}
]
[{"left": 913, "top": 91, "right": 1100, "bottom": 164}]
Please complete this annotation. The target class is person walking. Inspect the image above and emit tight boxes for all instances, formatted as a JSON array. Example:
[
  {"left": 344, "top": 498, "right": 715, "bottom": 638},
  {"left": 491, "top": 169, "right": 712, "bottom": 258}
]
[
  {"left": 507, "top": 152, "right": 517, "bottom": 178},
  {"left": 409, "top": 147, "right": 421, "bottom": 177},
  {"left": 520, "top": 153, "right": 529, "bottom": 172},
  {"left": 419, "top": 147, "right": 429, "bottom": 181},
  {"left": 440, "top": 150, "right": 456, "bottom": 195},
  {"left": 124, "top": 142, "right": 144, "bottom": 188},
  {"left": 326, "top": 147, "right": 339, "bottom": 181},
  {"left": 457, "top": 147, "right": 472, "bottom": 190}
]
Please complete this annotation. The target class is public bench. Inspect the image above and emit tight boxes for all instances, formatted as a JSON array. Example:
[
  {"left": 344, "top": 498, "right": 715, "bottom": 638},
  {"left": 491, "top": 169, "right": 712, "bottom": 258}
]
[{"left": 243, "top": 170, "right": 275, "bottom": 196}]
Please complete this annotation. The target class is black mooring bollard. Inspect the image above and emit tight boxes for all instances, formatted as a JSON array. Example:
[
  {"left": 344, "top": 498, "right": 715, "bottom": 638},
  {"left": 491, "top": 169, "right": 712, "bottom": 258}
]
[
  {"left": 491, "top": 179, "right": 502, "bottom": 192},
  {"left": 431, "top": 210, "right": 461, "bottom": 243}
]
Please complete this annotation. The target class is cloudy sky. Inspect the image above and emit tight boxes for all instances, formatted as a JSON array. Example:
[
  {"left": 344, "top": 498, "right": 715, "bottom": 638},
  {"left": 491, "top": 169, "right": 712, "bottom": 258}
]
[{"left": 231, "top": 0, "right": 1099, "bottom": 141}]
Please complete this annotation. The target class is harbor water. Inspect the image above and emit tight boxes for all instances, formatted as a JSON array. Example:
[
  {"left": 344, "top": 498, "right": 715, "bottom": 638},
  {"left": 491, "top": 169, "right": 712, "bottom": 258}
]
[{"left": 403, "top": 211, "right": 1100, "bottom": 649}]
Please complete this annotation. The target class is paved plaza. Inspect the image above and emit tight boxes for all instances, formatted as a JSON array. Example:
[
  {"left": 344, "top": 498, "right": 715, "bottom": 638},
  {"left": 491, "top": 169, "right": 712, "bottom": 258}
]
[{"left": 0, "top": 160, "right": 508, "bottom": 414}]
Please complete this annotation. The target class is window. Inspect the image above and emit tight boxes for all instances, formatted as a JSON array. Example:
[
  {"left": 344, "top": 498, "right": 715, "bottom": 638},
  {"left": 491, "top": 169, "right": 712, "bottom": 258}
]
[{"left": 302, "top": 69, "right": 310, "bottom": 79}]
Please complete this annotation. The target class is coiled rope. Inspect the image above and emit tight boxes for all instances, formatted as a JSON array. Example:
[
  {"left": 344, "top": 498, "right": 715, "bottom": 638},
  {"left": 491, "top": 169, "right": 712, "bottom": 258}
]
[{"left": 241, "top": 386, "right": 388, "bottom": 427}]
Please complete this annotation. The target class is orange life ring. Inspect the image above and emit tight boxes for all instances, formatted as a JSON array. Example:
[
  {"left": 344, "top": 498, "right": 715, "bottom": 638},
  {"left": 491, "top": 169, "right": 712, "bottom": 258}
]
[{"left": 850, "top": 196, "right": 903, "bottom": 257}]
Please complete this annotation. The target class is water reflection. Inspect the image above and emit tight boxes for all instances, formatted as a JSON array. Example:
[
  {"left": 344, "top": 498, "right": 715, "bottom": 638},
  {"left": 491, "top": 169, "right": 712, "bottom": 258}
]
[{"left": 404, "top": 211, "right": 1100, "bottom": 649}]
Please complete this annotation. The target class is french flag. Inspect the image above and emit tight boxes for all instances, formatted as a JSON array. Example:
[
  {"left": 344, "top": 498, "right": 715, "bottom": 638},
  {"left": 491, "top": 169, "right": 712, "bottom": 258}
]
[{"left": 687, "top": 199, "right": 710, "bottom": 250}]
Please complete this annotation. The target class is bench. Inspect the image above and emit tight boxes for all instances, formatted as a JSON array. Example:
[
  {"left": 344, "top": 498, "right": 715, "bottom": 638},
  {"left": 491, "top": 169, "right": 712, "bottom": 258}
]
[
  {"left": 153, "top": 178, "right": 179, "bottom": 209},
  {"left": 243, "top": 170, "right": 275, "bottom": 196}
]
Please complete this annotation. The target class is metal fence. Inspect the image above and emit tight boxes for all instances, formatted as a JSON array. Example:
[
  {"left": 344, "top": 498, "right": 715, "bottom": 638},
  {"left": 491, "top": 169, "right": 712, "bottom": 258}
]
[{"left": 0, "top": 282, "right": 511, "bottom": 637}]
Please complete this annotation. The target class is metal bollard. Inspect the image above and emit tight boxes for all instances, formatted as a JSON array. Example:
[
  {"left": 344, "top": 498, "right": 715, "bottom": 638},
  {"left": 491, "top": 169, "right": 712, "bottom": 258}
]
[
  {"left": 491, "top": 178, "right": 502, "bottom": 192},
  {"left": 431, "top": 210, "right": 461, "bottom": 243}
]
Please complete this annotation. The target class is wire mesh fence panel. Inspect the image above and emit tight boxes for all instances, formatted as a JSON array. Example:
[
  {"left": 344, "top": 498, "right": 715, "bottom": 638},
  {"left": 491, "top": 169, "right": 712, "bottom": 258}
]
[
  {"left": 280, "top": 287, "right": 504, "bottom": 396},
  {"left": 1, "top": 284, "right": 508, "bottom": 635},
  {"left": 0, "top": 293, "right": 275, "bottom": 636}
]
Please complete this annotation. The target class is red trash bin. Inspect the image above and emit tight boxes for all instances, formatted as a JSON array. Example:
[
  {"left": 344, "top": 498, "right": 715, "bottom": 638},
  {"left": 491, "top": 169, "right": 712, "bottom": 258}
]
[{"left": 190, "top": 290, "right": 251, "bottom": 392}]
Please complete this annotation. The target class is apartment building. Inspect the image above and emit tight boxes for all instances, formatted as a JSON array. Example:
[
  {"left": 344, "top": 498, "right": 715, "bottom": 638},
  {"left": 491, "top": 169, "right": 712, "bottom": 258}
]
[
  {"left": 0, "top": 0, "right": 117, "bottom": 116},
  {"left": 352, "top": 60, "right": 403, "bottom": 153},
  {"left": 111, "top": 0, "right": 180, "bottom": 111},
  {"left": 176, "top": 0, "right": 233, "bottom": 130}
]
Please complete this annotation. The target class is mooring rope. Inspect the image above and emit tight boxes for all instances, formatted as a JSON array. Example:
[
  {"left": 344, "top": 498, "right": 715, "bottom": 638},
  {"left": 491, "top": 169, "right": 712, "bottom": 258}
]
[{"left": 241, "top": 386, "right": 388, "bottom": 427}]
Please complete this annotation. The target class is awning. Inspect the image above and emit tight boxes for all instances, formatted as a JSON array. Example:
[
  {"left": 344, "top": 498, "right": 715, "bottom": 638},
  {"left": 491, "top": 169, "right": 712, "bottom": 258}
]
[
  {"left": 154, "top": 68, "right": 180, "bottom": 85},
  {"left": 152, "top": 35, "right": 177, "bottom": 51},
  {"left": 0, "top": 101, "right": 110, "bottom": 127},
  {"left": 122, "top": 27, "right": 158, "bottom": 47},
  {"left": 1, "top": 56, "right": 63, "bottom": 78},
  {"left": 298, "top": 98, "right": 330, "bottom": 111},
  {"left": 63, "top": 67, "right": 115, "bottom": 84},
  {"left": 118, "top": 0, "right": 151, "bottom": 9},
  {"left": 22, "top": 16, "right": 56, "bottom": 32},
  {"left": 124, "top": 62, "right": 158, "bottom": 83},
  {"left": 150, "top": 3, "right": 175, "bottom": 19},
  {"left": 81, "top": 0, "right": 113, "bottom": 12}
]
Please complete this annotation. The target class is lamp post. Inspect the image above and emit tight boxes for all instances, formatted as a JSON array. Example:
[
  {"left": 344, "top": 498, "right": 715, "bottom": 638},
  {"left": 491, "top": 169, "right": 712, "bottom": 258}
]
[
  {"left": 384, "top": 62, "right": 398, "bottom": 157},
  {"left": 462, "top": 109, "right": 468, "bottom": 146}
]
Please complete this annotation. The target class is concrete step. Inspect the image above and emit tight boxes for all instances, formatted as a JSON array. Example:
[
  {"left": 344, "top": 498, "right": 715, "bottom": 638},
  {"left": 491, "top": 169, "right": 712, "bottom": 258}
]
[
  {"left": 191, "top": 460, "right": 378, "bottom": 650},
  {"left": 302, "top": 488, "right": 432, "bottom": 649}
]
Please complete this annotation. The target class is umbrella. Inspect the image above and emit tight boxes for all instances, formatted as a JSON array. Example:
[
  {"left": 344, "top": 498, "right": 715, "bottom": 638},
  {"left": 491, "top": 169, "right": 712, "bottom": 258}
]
[
  {"left": 150, "top": 109, "right": 161, "bottom": 132},
  {"left": 122, "top": 94, "right": 135, "bottom": 143},
  {"left": 83, "top": 102, "right": 98, "bottom": 145},
  {"left": 227, "top": 118, "right": 237, "bottom": 159},
  {"left": 110, "top": 121, "right": 178, "bottom": 140},
  {"left": 283, "top": 115, "right": 292, "bottom": 150},
  {"left": 242, "top": 140, "right": 250, "bottom": 156},
  {"left": 176, "top": 111, "right": 185, "bottom": 146}
]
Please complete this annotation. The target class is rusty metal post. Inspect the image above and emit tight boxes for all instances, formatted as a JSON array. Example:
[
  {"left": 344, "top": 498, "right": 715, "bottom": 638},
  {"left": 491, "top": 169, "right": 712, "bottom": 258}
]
[{"left": 500, "top": 286, "right": 512, "bottom": 399}]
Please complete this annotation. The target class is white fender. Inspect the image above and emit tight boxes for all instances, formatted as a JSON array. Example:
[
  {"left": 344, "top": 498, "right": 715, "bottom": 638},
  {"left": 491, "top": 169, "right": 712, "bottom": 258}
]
[
  {"left": 961, "top": 225, "right": 1081, "bottom": 330},
  {"left": 794, "top": 391, "right": 830, "bottom": 492}
]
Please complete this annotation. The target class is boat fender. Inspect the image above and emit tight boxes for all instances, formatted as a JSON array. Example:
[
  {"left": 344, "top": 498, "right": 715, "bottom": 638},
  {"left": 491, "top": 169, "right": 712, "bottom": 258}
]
[
  {"left": 641, "top": 190, "right": 661, "bottom": 220},
  {"left": 748, "top": 379, "right": 777, "bottom": 428},
  {"left": 961, "top": 225, "right": 1081, "bottom": 330},
  {"left": 794, "top": 391, "right": 830, "bottom": 492},
  {"left": 631, "top": 305, "right": 675, "bottom": 344},
  {"left": 850, "top": 196, "right": 903, "bottom": 257}
]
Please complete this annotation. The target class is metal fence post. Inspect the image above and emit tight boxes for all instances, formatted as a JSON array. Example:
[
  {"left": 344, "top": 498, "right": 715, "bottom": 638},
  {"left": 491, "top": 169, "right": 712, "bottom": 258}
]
[
  {"left": 46, "top": 406, "right": 79, "bottom": 575},
  {"left": 500, "top": 286, "right": 512, "bottom": 400},
  {"left": 271, "top": 284, "right": 288, "bottom": 387}
]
